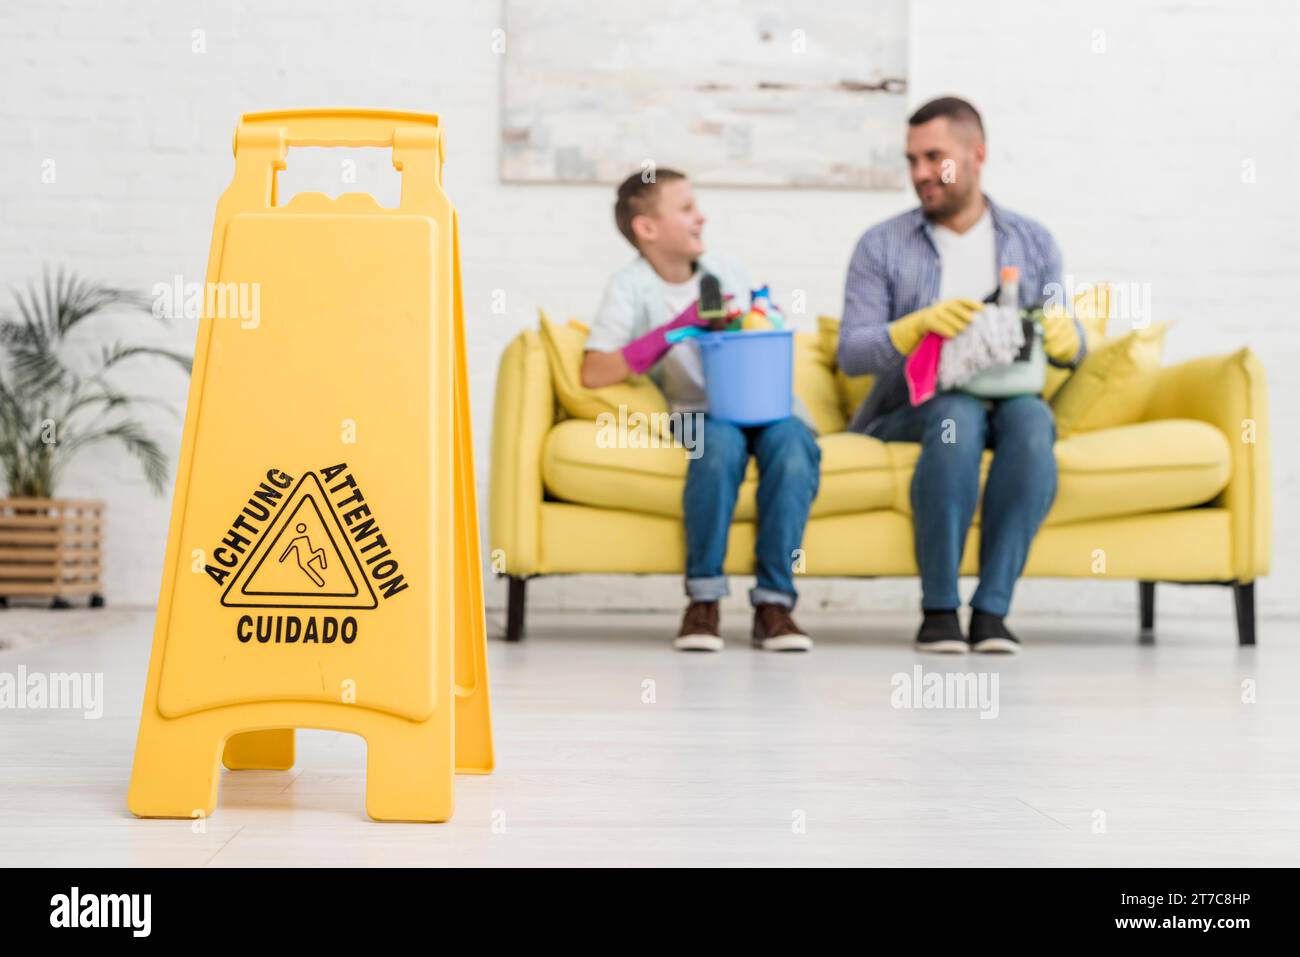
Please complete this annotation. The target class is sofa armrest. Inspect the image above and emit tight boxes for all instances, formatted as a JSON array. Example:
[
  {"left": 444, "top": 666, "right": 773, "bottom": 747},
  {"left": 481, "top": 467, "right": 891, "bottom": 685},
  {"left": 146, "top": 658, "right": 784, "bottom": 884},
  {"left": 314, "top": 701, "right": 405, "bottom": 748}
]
[
  {"left": 1141, "top": 348, "right": 1271, "bottom": 580},
  {"left": 489, "top": 329, "right": 554, "bottom": 576}
]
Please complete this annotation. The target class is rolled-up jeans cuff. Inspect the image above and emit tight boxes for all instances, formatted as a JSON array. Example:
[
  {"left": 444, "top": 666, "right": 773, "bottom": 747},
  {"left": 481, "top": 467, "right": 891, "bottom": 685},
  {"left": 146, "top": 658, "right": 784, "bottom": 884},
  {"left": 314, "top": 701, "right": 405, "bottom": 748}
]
[
  {"left": 686, "top": 576, "right": 729, "bottom": 602},
  {"left": 749, "top": 586, "right": 795, "bottom": 609}
]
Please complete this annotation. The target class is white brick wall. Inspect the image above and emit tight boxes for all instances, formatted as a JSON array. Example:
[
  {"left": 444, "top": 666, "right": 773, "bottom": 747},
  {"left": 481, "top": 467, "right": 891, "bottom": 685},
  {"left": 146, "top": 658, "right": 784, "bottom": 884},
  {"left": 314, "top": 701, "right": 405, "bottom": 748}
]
[{"left": 2, "top": 0, "right": 1296, "bottom": 622}]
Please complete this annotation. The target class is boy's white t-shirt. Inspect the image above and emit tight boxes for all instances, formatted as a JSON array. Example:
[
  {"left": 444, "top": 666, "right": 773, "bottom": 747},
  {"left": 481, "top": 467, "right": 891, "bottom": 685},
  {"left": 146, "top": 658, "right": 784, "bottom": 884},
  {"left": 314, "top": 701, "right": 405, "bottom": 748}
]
[
  {"left": 657, "top": 271, "right": 706, "bottom": 412},
  {"left": 931, "top": 207, "right": 997, "bottom": 302},
  {"left": 661, "top": 272, "right": 701, "bottom": 318}
]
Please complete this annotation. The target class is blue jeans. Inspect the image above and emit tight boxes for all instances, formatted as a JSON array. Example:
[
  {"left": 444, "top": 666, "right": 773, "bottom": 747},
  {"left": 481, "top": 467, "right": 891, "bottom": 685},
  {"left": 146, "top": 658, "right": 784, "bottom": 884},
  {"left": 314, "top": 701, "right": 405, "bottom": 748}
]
[
  {"left": 869, "top": 393, "right": 1057, "bottom": 617},
  {"left": 683, "top": 416, "right": 821, "bottom": 608}
]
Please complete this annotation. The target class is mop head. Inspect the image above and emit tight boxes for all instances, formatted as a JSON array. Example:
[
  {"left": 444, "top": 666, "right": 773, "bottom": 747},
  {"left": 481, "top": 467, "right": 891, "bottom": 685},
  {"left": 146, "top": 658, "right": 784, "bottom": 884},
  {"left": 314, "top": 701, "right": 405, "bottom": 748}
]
[{"left": 937, "top": 305, "right": 1026, "bottom": 390}]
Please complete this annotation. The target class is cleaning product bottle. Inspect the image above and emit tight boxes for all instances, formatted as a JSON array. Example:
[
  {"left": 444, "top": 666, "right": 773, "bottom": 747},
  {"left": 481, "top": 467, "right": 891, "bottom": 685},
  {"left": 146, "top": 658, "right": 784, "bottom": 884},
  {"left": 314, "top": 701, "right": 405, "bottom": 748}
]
[
  {"left": 997, "top": 265, "right": 1030, "bottom": 362},
  {"left": 998, "top": 265, "right": 1020, "bottom": 309},
  {"left": 741, "top": 285, "right": 775, "bottom": 331}
]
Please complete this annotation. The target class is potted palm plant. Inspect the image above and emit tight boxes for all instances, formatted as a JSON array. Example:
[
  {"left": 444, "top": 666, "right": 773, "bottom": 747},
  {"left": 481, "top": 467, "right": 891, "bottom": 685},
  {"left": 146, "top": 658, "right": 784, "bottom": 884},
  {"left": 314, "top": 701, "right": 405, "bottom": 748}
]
[{"left": 0, "top": 268, "right": 191, "bottom": 608}]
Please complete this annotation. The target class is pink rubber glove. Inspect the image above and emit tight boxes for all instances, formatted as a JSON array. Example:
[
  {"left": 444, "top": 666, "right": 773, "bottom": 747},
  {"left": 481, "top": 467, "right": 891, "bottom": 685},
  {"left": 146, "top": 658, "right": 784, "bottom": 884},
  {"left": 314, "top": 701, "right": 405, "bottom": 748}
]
[
  {"left": 905, "top": 331, "right": 944, "bottom": 405},
  {"left": 621, "top": 294, "right": 733, "bottom": 374}
]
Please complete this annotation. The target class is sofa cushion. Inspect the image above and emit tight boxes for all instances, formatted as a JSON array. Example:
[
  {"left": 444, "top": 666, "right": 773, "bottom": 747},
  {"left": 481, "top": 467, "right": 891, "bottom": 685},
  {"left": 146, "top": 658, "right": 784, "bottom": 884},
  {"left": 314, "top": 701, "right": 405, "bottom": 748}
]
[
  {"left": 537, "top": 312, "right": 671, "bottom": 428},
  {"left": 543, "top": 418, "right": 1229, "bottom": 526},
  {"left": 1050, "top": 323, "right": 1167, "bottom": 436},
  {"left": 542, "top": 420, "right": 896, "bottom": 520},
  {"left": 1043, "top": 282, "right": 1113, "bottom": 400},
  {"left": 884, "top": 418, "right": 1231, "bottom": 525},
  {"left": 793, "top": 330, "right": 847, "bottom": 435},
  {"left": 818, "top": 315, "right": 874, "bottom": 421}
]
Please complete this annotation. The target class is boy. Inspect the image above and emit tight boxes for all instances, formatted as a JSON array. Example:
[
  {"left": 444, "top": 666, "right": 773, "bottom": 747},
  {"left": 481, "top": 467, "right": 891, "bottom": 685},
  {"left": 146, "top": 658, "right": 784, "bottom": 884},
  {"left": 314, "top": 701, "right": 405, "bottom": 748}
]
[{"left": 582, "top": 169, "right": 821, "bottom": 652}]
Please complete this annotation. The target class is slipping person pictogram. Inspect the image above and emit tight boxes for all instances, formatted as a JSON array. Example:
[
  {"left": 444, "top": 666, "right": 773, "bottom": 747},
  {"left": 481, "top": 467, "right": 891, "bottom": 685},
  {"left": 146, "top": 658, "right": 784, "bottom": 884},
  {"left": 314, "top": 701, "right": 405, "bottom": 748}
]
[
  {"left": 220, "top": 472, "right": 378, "bottom": 609},
  {"left": 280, "top": 522, "right": 328, "bottom": 587}
]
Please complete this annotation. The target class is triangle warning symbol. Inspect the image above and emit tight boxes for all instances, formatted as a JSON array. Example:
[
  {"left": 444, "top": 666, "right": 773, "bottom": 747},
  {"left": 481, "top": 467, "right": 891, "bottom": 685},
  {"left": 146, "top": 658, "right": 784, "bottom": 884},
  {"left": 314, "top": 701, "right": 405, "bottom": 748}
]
[{"left": 221, "top": 472, "right": 378, "bottom": 609}]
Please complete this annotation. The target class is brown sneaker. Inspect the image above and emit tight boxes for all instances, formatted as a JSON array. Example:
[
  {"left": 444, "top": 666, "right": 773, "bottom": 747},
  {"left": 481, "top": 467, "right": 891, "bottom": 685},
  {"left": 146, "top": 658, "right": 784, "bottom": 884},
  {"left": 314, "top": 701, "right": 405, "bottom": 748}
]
[
  {"left": 752, "top": 603, "right": 813, "bottom": 652},
  {"left": 673, "top": 601, "right": 722, "bottom": 652}
]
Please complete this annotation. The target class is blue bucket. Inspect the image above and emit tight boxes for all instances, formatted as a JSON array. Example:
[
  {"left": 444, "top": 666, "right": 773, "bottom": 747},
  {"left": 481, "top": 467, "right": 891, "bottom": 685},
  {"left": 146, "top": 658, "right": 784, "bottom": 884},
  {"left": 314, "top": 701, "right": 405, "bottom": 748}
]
[{"left": 696, "top": 329, "right": 794, "bottom": 426}]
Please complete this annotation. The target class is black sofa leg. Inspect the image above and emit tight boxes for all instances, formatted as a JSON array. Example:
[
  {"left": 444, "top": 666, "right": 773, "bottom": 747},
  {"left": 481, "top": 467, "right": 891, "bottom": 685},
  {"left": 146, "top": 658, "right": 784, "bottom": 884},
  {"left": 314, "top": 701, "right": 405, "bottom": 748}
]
[
  {"left": 505, "top": 576, "right": 527, "bottom": 642},
  {"left": 1138, "top": 581, "right": 1155, "bottom": 642},
  {"left": 1233, "top": 581, "right": 1256, "bottom": 647}
]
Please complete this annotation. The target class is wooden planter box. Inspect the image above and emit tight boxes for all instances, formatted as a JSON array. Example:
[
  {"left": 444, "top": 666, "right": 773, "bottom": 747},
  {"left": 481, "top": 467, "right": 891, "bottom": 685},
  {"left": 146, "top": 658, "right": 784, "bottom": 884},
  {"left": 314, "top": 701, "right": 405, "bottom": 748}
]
[{"left": 0, "top": 498, "right": 105, "bottom": 608}]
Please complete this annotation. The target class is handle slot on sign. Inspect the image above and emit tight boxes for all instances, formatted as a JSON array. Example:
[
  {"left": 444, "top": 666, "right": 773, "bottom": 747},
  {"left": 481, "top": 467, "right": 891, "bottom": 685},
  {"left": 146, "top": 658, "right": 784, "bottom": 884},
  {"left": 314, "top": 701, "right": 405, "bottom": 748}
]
[
  {"left": 229, "top": 109, "right": 445, "bottom": 212},
  {"left": 276, "top": 147, "right": 403, "bottom": 208}
]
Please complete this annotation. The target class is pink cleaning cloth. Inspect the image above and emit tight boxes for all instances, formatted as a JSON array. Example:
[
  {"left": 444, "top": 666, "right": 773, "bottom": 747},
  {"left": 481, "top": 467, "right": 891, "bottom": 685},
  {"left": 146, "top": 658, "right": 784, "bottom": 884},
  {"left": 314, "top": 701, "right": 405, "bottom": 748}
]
[{"left": 905, "top": 332, "right": 944, "bottom": 405}]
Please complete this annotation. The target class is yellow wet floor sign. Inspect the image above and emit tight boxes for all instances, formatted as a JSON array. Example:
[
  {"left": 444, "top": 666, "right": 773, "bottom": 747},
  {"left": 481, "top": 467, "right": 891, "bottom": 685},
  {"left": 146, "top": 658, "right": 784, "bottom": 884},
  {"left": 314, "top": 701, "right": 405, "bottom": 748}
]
[{"left": 128, "top": 109, "right": 492, "bottom": 823}]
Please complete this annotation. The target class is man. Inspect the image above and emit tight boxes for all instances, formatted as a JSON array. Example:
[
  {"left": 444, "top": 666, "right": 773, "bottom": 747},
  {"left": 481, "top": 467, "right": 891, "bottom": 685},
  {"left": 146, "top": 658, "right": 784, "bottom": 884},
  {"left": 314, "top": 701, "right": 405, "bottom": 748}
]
[
  {"left": 583, "top": 169, "right": 821, "bottom": 653},
  {"left": 839, "top": 97, "right": 1086, "bottom": 654}
]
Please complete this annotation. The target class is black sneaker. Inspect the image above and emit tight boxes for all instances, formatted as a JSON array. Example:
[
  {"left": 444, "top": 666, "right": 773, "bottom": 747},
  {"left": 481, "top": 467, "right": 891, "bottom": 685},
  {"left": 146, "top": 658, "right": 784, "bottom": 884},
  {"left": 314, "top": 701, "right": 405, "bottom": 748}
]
[
  {"left": 970, "top": 610, "right": 1021, "bottom": 654},
  {"left": 914, "top": 610, "right": 968, "bottom": 653}
]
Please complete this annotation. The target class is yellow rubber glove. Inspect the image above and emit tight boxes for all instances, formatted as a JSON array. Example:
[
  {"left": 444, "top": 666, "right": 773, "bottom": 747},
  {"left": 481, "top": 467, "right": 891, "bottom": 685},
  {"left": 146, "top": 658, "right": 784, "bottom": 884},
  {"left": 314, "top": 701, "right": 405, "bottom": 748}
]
[
  {"left": 887, "top": 299, "right": 983, "bottom": 356},
  {"left": 1041, "top": 305, "right": 1081, "bottom": 363}
]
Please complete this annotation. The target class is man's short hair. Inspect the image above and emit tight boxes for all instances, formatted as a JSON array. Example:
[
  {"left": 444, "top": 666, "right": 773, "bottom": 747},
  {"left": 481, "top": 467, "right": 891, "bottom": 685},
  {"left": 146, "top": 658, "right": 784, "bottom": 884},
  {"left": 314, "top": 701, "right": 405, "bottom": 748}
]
[
  {"left": 908, "top": 96, "right": 985, "bottom": 141},
  {"left": 614, "top": 167, "right": 686, "bottom": 248}
]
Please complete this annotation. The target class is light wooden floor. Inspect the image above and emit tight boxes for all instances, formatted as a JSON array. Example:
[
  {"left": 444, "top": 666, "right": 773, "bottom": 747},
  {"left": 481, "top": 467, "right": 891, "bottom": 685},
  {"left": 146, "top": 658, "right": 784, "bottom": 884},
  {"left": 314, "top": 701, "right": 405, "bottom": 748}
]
[{"left": 0, "top": 605, "right": 1297, "bottom": 866}]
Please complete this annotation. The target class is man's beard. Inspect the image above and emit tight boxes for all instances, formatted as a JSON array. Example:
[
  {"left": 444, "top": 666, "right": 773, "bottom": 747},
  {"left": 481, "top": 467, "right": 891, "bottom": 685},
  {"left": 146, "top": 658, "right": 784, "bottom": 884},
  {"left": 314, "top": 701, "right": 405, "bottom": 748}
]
[{"left": 920, "top": 182, "right": 976, "bottom": 221}]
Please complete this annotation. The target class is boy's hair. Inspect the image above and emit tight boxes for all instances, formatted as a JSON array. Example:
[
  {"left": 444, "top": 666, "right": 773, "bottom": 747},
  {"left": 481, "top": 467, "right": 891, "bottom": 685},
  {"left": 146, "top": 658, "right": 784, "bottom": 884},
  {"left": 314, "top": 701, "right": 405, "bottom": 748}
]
[{"left": 614, "top": 167, "right": 686, "bottom": 249}]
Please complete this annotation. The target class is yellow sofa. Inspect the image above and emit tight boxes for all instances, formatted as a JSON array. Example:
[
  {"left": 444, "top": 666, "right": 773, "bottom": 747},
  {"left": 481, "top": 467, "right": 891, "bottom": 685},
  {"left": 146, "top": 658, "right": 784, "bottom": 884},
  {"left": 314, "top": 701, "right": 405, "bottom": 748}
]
[{"left": 489, "top": 318, "right": 1271, "bottom": 645}]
